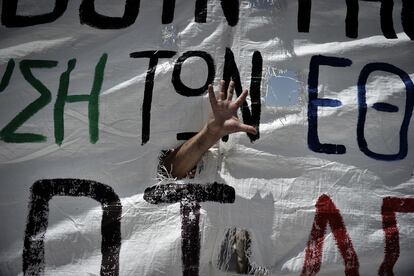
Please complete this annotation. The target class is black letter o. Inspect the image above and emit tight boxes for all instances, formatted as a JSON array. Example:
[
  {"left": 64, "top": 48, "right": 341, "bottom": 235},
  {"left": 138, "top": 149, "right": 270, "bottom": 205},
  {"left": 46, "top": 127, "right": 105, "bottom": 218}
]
[{"left": 172, "top": 51, "right": 215, "bottom": 97}]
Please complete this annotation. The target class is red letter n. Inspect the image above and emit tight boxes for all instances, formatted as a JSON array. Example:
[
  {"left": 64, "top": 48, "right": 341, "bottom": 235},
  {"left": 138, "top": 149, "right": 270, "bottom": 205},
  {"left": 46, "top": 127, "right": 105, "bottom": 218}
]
[
  {"left": 301, "top": 194, "right": 359, "bottom": 276},
  {"left": 379, "top": 197, "right": 414, "bottom": 276}
]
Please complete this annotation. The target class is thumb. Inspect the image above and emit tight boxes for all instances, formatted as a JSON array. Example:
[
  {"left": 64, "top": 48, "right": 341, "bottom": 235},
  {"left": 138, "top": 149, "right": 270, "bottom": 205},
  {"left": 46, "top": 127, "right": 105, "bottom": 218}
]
[{"left": 238, "top": 124, "right": 257, "bottom": 135}]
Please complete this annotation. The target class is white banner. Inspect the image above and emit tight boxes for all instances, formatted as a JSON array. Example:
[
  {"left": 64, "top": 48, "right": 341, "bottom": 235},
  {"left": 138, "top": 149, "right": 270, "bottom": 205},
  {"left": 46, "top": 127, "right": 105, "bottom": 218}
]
[{"left": 0, "top": 0, "right": 413, "bottom": 275}]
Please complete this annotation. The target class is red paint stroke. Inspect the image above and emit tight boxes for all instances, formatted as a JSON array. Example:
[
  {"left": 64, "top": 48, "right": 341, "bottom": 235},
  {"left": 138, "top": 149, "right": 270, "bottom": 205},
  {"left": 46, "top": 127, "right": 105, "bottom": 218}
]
[
  {"left": 379, "top": 197, "right": 414, "bottom": 276},
  {"left": 301, "top": 194, "right": 359, "bottom": 276}
]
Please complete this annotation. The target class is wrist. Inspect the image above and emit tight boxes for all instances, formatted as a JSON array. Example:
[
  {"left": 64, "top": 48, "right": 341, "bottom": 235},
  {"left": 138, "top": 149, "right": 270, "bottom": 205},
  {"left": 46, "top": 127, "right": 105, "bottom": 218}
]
[{"left": 205, "top": 121, "right": 223, "bottom": 141}]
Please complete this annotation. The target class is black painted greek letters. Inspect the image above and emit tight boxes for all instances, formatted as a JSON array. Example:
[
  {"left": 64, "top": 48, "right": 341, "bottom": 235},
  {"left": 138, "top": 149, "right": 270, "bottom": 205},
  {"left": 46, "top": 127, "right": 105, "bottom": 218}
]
[
  {"left": 222, "top": 48, "right": 262, "bottom": 142},
  {"left": 79, "top": 0, "right": 140, "bottom": 29},
  {"left": 23, "top": 179, "right": 122, "bottom": 276},
  {"left": 1, "top": 0, "right": 69, "bottom": 27},
  {"left": 298, "top": 0, "right": 359, "bottom": 38},
  {"left": 130, "top": 51, "right": 177, "bottom": 145},
  {"left": 144, "top": 182, "right": 235, "bottom": 276},
  {"left": 172, "top": 51, "right": 215, "bottom": 97}
]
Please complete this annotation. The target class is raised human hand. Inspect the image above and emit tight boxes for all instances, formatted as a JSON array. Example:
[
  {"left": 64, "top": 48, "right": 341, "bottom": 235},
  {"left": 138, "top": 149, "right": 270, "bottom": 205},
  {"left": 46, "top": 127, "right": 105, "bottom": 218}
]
[
  {"left": 161, "top": 80, "right": 257, "bottom": 178},
  {"left": 206, "top": 80, "right": 257, "bottom": 139}
]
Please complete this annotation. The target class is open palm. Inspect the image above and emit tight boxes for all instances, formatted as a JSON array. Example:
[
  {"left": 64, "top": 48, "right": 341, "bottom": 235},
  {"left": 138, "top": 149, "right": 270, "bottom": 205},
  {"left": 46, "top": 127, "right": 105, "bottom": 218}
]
[{"left": 206, "top": 80, "right": 257, "bottom": 138}]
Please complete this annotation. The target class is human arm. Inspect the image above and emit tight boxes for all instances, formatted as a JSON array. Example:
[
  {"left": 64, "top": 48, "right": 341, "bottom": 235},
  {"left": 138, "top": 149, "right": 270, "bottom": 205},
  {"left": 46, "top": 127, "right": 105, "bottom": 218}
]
[{"left": 161, "top": 80, "right": 257, "bottom": 179}]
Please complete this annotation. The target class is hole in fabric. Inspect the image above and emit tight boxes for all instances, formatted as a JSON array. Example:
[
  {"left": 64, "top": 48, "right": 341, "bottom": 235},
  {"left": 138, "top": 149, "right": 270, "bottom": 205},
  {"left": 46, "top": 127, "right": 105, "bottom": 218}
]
[
  {"left": 218, "top": 228, "right": 270, "bottom": 275},
  {"left": 218, "top": 228, "right": 252, "bottom": 274},
  {"left": 157, "top": 149, "right": 196, "bottom": 179},
  {"left": 265, "top": 70, "right": 299, "bottom": 107}
]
